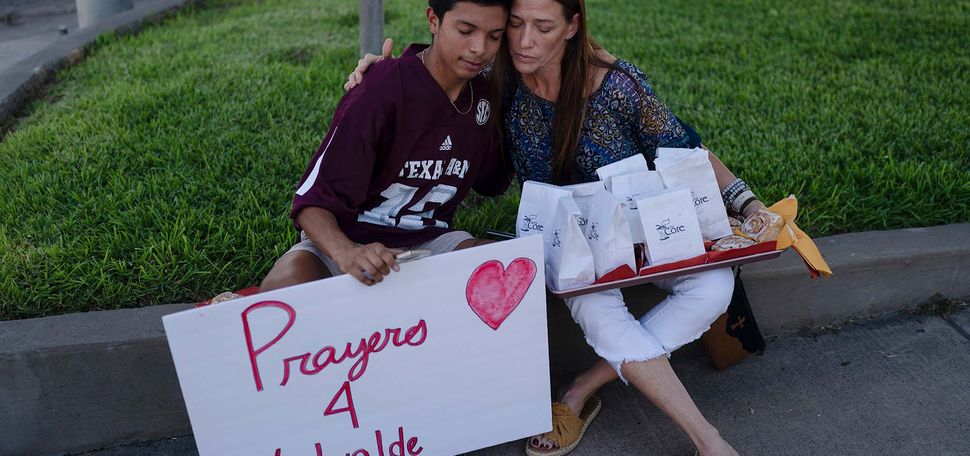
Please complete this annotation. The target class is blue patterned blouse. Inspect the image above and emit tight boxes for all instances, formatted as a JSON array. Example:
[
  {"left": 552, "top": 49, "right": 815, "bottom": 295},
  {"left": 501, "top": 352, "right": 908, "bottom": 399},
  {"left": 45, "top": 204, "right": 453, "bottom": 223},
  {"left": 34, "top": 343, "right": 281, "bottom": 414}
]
[{"left": 505, "top": 59, "right": 696, "bottom": 185}]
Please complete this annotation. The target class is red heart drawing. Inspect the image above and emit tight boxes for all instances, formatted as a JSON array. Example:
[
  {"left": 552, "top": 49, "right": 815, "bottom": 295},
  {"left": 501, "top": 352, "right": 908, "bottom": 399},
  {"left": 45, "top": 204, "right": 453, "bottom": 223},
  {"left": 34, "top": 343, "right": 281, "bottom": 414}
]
[{"left": 465, "top": 258, "right": 537, "bottom": 330}]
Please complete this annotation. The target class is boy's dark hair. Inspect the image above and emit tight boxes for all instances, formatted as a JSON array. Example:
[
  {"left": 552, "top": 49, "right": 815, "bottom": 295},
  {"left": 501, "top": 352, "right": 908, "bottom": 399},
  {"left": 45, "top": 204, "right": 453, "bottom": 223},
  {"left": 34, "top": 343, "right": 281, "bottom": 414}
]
[{"left": 429, "top": 0, "right": 512, "bottom": 21}]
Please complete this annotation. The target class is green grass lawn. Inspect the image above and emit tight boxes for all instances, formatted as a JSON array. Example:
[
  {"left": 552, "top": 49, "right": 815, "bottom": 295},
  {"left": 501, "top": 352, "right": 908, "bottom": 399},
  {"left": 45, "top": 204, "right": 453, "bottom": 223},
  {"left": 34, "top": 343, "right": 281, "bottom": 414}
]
[{"left": 1, "top": 0, "right": 967, "bottom": 319}]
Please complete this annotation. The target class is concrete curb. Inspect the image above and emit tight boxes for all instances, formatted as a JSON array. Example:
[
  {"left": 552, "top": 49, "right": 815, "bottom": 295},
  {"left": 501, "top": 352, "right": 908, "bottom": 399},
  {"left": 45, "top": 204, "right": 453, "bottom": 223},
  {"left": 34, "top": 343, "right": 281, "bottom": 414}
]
[
  {"left": 0, "top": 0, "right": 190, "bottom": 131},
  {"left": 0, "top": 303, "right": 195, "bottom": 455},
  {"left": 741, "top": 223, "right": 970, "bottom": 333},
  {"left": 1, "top": 224, "right": 968, "bottom": 455}
]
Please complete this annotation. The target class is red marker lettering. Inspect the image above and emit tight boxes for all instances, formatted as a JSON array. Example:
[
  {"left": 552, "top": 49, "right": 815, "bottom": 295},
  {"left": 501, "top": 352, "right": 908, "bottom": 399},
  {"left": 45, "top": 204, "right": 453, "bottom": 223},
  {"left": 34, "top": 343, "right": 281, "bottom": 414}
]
[
  {"left": 388, "top": 427, "right": 405, "bottom": 456},
  {"left": 279, "top": 353, "right": 308, "bottom": 387},
  {"left": 407, "top": 436, "right": 422, "bottom": 456},
  {"left": 273, "top": 320, "right": 428, "bottom": 388},
  {"left": 376, "top": 427, "right": 422, "bottom": 456},
  {"left": 401, "top": 320, "right": 427, "bottom": 347},
  {"left": 242, "top": 301, "right": 296, "bottom": 391},
  {"left": 274, "top": 443, "right": 323, "bottom": 456},
  {"left": 325, "top": 381, "right": 359, "bottom": 428}
]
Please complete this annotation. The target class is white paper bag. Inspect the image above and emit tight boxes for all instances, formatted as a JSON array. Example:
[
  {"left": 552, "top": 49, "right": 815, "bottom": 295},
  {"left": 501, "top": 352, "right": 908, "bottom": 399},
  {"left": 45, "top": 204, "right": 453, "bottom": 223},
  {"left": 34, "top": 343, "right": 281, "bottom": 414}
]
[
  {"left": 561, "top": 183, "right": 636, "bottom": 279},
  {"left": 516, "top": 181, "right": 573, "bottom": 238},
  {"left": 562, "top": 181, "right": 601, "bottom": 236},
  {"left": 637, "top": 187, "right": 706, "bottom": 266},
  {"left": 654, "top": 147, "right": 694, "bottom": 170},
  {"left": 545, "top": 196, "right": 596, "bottom": 290},
  {"left": 655, "top": 149, "right": 733, "bottom": 240},
  {"left": 608, "top": 171, "right": 666, "bottom": 244},
  {"left": 595, "top": 154, "right": 649, "bottom": 192}
]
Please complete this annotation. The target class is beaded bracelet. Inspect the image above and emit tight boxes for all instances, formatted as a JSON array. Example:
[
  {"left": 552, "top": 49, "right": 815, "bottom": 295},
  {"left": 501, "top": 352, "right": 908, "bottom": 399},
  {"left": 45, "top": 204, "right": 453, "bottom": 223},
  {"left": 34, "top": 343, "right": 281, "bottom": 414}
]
[{"left": 721, "top": 178, "right": 758, "bottom": 215}]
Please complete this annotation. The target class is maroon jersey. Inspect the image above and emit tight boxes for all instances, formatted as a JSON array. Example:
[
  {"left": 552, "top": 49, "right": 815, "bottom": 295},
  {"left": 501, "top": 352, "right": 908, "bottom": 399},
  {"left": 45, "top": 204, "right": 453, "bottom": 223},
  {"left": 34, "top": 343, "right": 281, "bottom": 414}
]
[{"left": 292, "top": 45, "right": 510, "bottom": 248}]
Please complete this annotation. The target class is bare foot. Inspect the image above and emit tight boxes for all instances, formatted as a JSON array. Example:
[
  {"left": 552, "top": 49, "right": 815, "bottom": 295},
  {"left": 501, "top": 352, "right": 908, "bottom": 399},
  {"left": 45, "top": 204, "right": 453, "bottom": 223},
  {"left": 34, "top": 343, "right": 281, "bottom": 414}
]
[
  {"left": 528, "top": 434, "right": 559, "bottom": 451},
  {"left": 559, "top": 389, "right": 587, "bottom": 416},
  {"left": 696, "top": 430, "right": 739, "bottom": 456},
  {"left": 527, "top": 385, "right": 590, "bottom": 451}
]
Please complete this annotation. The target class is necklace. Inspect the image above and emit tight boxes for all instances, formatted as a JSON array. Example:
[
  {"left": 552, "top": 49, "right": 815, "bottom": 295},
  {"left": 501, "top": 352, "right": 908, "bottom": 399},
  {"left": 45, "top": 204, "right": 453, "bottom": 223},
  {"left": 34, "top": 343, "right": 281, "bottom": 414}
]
[{"left": 420, "top": 48, "right": 474, "bottom": 115}]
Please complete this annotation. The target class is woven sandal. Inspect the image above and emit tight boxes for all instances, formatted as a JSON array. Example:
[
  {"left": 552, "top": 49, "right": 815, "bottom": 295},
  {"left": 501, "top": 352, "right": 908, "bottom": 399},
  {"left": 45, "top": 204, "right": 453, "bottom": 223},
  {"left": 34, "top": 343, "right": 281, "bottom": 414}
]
[{"left": 525, "top": 396, "right": 601, "bottom": 456}]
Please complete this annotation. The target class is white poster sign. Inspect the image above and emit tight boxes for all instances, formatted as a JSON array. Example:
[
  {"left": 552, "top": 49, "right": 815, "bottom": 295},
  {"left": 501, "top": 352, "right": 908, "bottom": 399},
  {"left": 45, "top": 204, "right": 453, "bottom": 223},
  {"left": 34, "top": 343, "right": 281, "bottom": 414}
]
[{"left": 163, "top": 236, "right": 550, "bottom": 456}]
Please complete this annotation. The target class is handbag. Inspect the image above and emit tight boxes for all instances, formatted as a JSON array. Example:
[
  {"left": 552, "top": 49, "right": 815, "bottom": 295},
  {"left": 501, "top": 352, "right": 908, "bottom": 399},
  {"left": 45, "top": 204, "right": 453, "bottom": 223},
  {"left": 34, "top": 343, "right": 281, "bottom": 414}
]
[{"left": 701, "top": 266, "right": 767, "bottom": 370}]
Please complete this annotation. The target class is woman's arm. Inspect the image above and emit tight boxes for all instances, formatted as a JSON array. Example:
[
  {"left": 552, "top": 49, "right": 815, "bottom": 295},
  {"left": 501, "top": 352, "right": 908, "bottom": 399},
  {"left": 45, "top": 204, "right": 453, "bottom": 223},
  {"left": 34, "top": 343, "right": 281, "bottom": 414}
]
[
  {"left": 706, "top": 147, "right": 737, "bottom": 190},
  {"left": 704, "top": 146, "right": 766, "bottom": 217}
]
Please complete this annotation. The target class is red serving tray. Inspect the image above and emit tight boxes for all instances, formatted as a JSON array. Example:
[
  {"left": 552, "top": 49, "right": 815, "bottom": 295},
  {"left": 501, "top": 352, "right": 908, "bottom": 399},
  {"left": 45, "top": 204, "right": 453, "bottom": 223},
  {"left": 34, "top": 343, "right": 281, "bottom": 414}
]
[{"left": 551, "top": 241, "right": 782, "bottom": 298}]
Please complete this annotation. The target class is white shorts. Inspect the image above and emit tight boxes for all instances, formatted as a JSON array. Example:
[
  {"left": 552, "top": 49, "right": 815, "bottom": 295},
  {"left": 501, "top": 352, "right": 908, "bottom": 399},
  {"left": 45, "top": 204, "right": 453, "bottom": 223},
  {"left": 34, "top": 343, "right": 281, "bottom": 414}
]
[
  {"left": 281, "top": 230, "right": 474, "bottom": 276},
  {"left": 565, "top": 267, "right": 735, "bottom": 383}
]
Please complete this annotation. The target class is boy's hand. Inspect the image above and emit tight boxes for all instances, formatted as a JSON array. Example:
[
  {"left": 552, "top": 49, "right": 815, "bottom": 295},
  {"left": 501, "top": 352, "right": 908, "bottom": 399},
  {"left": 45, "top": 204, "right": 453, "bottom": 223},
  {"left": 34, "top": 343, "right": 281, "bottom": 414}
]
[
  {"left": 332, "top": 242, "right": 401, "bottom": 286},
  {"left": 344, "top": 38, "right": 394, "bottom": 92}
]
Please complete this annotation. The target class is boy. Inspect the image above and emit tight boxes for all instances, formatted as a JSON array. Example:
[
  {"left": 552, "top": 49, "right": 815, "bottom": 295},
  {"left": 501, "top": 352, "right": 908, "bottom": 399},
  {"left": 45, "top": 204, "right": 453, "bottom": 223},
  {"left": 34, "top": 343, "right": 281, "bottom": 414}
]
[{"left": 260, "top": 0, "right": 512, "bottom": 290}]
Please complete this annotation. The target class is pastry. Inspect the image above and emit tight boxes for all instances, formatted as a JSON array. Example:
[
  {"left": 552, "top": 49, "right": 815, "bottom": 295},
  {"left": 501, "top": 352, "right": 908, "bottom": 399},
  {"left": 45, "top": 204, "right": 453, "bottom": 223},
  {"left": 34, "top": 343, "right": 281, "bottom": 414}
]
[
  {"left": 712, "top": 235, "right": 756, "bottom": 251},
  {"left": 740, "top": 209, "right": 785, "bottom": 242}
]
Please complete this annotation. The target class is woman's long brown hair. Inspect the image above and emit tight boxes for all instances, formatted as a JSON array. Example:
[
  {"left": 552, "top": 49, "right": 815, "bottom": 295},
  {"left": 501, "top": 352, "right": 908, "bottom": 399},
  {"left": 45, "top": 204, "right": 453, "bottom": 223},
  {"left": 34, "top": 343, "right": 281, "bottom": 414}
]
[
  {"left": 552, "top": 0, "right": 600, "bottom": 184},
  {"left": 492, "top": 0, "right": 622, "bottom": 184}
]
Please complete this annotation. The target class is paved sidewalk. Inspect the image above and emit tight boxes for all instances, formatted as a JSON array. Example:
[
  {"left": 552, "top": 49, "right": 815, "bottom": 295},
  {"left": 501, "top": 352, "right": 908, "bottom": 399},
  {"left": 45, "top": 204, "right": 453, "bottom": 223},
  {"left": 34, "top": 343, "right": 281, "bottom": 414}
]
[
  {"left": 0, "top": 0, "right": 73, "bottom": 73},
  {"left": 0, "top": 0, "right": 153, "bottom": 74},
  {"left": 71, "top": 306, "right": 970, "bottom": 456}
]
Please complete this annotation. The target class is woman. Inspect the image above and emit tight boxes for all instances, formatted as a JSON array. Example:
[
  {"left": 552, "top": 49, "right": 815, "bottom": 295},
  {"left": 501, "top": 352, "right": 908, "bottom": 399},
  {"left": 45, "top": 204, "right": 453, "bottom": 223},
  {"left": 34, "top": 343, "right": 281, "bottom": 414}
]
[{"left": 348, "top": 1, "right": 764, "bottom": 454}]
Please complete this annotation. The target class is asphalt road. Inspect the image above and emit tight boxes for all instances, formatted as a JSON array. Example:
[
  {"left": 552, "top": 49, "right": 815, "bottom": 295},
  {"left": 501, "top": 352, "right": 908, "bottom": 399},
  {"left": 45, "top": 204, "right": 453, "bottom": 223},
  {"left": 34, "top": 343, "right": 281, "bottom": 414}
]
[
  {"left": 0, "top": 0, "right": 151, "bottom": 74},
  {"left": 70, "top": 306, "right": 970, "bottom": 456}
]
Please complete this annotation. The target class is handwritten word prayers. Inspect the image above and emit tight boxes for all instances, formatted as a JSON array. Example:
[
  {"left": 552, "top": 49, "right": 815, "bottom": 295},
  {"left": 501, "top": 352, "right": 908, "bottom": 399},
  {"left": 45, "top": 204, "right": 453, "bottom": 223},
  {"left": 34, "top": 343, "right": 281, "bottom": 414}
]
[{"left": 242, "top": 301, "right": 428, "bottom": 392}]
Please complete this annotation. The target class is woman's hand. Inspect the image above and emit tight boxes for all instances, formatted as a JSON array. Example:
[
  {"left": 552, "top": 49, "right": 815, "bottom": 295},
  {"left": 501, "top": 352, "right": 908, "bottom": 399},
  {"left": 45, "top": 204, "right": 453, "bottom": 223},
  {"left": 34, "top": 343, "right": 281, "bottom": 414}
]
[
  {"left": 344, "top": 38, "right": 394, "bottom": 92},
  {"left": 741, "top": 199, "right": 766, "bottom": 219}
]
